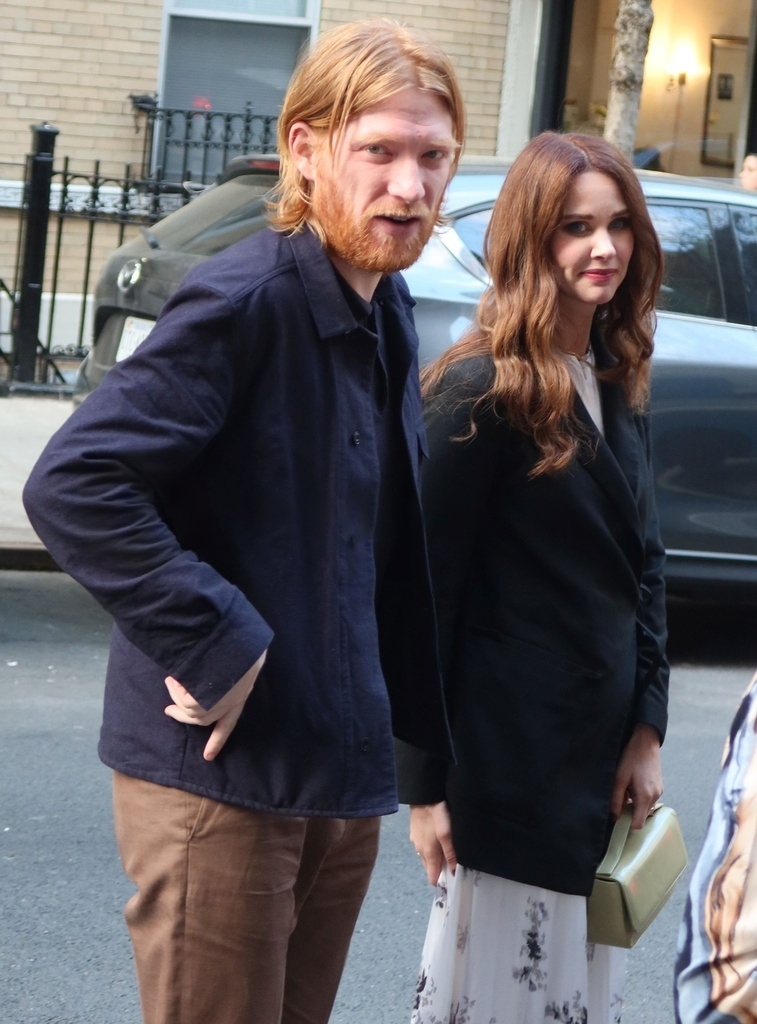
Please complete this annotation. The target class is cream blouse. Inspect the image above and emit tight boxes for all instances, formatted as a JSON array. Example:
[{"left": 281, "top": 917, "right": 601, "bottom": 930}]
[{"left": 562, "top": 347, "right": 604, "bottom": 437}]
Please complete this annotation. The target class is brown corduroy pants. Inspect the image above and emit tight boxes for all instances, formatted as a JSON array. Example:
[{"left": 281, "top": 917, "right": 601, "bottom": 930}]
[{"left": 112, "top": 772, "right": 380, "bottom": 1024}]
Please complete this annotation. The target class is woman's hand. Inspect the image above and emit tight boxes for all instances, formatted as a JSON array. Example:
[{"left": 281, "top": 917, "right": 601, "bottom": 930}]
[
  {"left": 610, "top": 723, "right": 663, "bottom": 828},
  {"left": 409, "top": 801, "right": 457, "bottom": 886}
]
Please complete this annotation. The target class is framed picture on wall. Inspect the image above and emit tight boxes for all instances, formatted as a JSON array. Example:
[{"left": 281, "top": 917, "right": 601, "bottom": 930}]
[{"left": 717, "top": 74, "right": 734, "bottom": 101}]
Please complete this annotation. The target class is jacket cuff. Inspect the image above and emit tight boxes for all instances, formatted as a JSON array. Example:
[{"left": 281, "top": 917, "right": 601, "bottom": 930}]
[
  {"left": 394, "top": 739, "right": 448, "bottom": 805},
  {"left": 633, "top": 683, "right": 669, "bottom": 745},
  {"left": 170, "top": 587, "right": 274, "bottom": 708}
]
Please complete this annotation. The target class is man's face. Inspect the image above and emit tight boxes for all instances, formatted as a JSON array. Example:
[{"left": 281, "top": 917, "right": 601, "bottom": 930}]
[{"left": 301, "top": 87, "right": 457, "bottom": 284}]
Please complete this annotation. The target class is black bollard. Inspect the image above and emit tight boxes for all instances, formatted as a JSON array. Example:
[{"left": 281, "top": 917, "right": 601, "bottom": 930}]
[{"left": 12, "top": 123, "right": 59, "bottom": 382}]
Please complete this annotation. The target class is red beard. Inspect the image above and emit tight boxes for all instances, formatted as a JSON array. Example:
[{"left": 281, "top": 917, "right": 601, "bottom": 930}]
[{"left": 312, "top": 175, "right": 438, "bottom": 274}]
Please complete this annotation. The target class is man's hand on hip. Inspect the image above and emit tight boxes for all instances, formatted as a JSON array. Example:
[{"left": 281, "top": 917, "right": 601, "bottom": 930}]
[{"left": 164, "top": 650, "right": 268, "bottom": 761}]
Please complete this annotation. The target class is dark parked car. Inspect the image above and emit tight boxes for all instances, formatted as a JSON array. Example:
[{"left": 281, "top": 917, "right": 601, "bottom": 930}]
[{"left": 75, "top": 159, "right": 757, "bottom": 601}]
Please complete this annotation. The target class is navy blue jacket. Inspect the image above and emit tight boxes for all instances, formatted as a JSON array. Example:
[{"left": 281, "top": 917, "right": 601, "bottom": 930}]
[{"left": 23, "top": 226, "right": 451, "bottom": 817}]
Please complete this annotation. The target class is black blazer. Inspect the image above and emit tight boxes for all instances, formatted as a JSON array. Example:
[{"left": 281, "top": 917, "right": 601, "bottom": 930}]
[{"left": 397, "top": 339, "right": 669, "bottom": 896}]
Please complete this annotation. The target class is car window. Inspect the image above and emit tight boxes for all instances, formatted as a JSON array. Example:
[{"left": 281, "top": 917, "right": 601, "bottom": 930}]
[
  {"left": 731, "top": 211, "right": 757, "bottom": 324},
  {"left": 148, "top": 174, "right": 278, "bottom": 256},
  {"left": 451, "top": 208, "right": 490, "bottom": 265},
  {"left": 648, "top": 204, "right": 725, "bottom": 320}
]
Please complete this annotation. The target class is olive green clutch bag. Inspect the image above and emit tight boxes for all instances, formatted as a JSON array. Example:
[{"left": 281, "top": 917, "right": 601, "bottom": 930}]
[{"left": 587, "top": 804, "right": 687, "bottom": 948}]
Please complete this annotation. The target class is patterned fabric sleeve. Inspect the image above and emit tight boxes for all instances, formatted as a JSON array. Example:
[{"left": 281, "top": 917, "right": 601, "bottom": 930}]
[{"left": 675, "top": 671, "right": 757, "bottom": 1024}]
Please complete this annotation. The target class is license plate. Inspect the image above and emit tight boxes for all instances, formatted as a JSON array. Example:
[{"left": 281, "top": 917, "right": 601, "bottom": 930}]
[{"left": 116, "top": 316, "right": 154, "bottom": 362}]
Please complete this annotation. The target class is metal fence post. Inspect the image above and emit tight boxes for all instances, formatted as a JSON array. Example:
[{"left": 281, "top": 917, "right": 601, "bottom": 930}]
[{"left": 12, "top": 123, "right": 59, "bottom": 382}]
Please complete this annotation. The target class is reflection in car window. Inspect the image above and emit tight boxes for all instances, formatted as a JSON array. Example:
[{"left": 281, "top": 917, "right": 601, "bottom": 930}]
[
  {"left": 149, "top": 175, "right": 278, "bottom": 256},
  {"left": 735, "top": 213, "right": 757, "bottom": 324},
  {"left": 654, "top": 421, "right": 757, "bottom": 504},
  {"left": 451, "top": 209, "right": 491, "bottom": 265},
  {"left": 648, "top": 205, "right": 725, "bottom": 320}
]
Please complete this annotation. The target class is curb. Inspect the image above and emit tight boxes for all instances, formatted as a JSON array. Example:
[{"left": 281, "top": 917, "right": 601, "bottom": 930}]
[{"left": 0, "top": 546, "right": 60, "bottom": 571}]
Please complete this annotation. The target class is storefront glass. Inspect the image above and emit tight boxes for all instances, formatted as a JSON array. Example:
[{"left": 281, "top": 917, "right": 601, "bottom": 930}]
[{"left": 563, "top": 0, "right": 753, "bottom": 179}]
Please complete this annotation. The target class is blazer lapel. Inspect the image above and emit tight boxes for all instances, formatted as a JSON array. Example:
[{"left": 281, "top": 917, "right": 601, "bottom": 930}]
[{"left": 574, "top": 332, "right": 643, "bottom": 537}]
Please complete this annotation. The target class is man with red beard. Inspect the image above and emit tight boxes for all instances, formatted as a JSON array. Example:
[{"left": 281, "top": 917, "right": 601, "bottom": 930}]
[{"left": 22, "top": 18, "right": 464, "bottom": 1024}]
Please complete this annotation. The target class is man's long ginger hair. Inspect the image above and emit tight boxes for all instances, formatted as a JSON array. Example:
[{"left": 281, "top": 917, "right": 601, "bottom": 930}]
[
  {"left": 422, "top": 132, "right": 664, "bottom": 476},
  {"left": 270, "top": 19, "right": 464, "bottom": 241}
]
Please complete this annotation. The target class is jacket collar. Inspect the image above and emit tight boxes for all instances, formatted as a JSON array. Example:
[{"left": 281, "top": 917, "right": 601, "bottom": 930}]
[{"left": 286, "top": 226, "right": 411, "bottom": 343}]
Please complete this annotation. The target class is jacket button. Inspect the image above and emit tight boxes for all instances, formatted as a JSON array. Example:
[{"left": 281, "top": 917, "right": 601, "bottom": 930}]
[
  {"left": 640, "top": 584, "right": 652, "bottom": 605},
  {"left": 360, "top": 738, "right": 370, "bottom": 751},
  {"left": 351, "top": 431, "right": 361, "bottom": 446}
]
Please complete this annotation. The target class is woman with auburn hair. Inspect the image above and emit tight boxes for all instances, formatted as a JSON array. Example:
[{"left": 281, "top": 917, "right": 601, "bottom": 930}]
[{"left": 398, "top": 132, "right": 669, "bottom": 1023}]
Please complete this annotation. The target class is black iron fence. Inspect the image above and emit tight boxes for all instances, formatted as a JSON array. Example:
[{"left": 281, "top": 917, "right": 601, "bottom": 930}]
[
  {"left": 135, "top": 99, "right": 278, "bottom": 184},
  {"left": 2, "top": 124, "right": 190, "bottom": 393},
  {"left": 2, "top": 111, "right": 276, "bottom": 395}
]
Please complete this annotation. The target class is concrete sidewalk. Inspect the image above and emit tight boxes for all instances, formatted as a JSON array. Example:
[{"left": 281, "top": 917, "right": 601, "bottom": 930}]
[{"left": 0, "top": 395, "right": 74, "bottom": 568}]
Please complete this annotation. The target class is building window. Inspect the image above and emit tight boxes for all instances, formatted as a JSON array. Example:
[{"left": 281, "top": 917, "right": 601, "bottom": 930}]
[
  {"left": 156, "top": 1, "right": 315, "bottom": 179},
  {"left": 561, "top": 0, "right": 754, "bottom": 180}
]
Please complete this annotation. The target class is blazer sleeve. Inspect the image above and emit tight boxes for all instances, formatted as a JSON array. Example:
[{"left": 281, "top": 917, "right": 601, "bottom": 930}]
[
  {"left": 396, "top": 361, "right": 500, "bottom": 804},
  {"left": 632, "top": 411, "right": 670, "bottom": 742},
  {"left": 22, "top": 283, "right": 274, "bottom": 709}
]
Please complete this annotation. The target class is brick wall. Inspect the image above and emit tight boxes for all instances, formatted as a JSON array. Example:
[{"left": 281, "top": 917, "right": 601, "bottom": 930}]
[
  {"left": 1, "top": 1, "right": 509, "bottom": 170},
  {"left": 0, "top": 0, "right": 510, "bottom": 359},
  {"left": 0, "top": 0, "right": 162, "bottom": 173},
  {"left": 319, "top": 1, "right": 510, "bottom": 155}
]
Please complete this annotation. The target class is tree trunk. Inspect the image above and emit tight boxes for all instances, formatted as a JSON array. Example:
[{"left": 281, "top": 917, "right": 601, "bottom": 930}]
[{"left": 603, "top": 0, "right": 654, "bottom": 157}]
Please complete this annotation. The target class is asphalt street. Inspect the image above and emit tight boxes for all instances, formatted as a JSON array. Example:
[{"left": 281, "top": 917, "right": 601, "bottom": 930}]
[{"left": 1, "top": 570, "right": 756, "bottom": 1024}]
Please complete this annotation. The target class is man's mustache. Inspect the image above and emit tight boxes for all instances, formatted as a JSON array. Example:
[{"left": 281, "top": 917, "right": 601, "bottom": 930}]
[{"left": 365, "top": 203, "right": 433, "bottom": 221}]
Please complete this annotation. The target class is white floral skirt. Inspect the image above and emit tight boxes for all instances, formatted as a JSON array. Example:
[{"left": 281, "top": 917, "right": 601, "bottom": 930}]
[{"left": 411, "top": 865, "right": 626, "bottom": 1024}]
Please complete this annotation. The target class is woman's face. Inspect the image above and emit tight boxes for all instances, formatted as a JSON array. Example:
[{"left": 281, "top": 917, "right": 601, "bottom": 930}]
[{"left": 550, "top": 171, "right": 634, "bottom": 318}]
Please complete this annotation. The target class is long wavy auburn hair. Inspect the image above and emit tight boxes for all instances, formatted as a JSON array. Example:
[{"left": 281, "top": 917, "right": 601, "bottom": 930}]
[
  {"left": 269, "top": 19, "right": 465, "bottom": 241},
  {"left": 422, "top": 131, "right": 664, "bottom": 476}
]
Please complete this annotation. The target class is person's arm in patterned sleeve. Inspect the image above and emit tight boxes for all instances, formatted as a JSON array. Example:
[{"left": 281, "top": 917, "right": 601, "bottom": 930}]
[{"left": 675, "top": 671, "right": 757, "bottom": 1024}]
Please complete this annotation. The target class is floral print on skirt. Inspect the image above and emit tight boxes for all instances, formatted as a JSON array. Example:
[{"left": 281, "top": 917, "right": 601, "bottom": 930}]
[{"left": 411, "top": 866, "right": 626, "bottom": 1024}]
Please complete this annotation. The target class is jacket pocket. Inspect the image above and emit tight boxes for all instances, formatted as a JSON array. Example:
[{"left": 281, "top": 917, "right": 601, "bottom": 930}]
[
  {"left": 451, "top": 626, "right": 618, "bottom": 826},
  {"left": 467, "top": 625, "right": 603, "bottom": 680}
]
